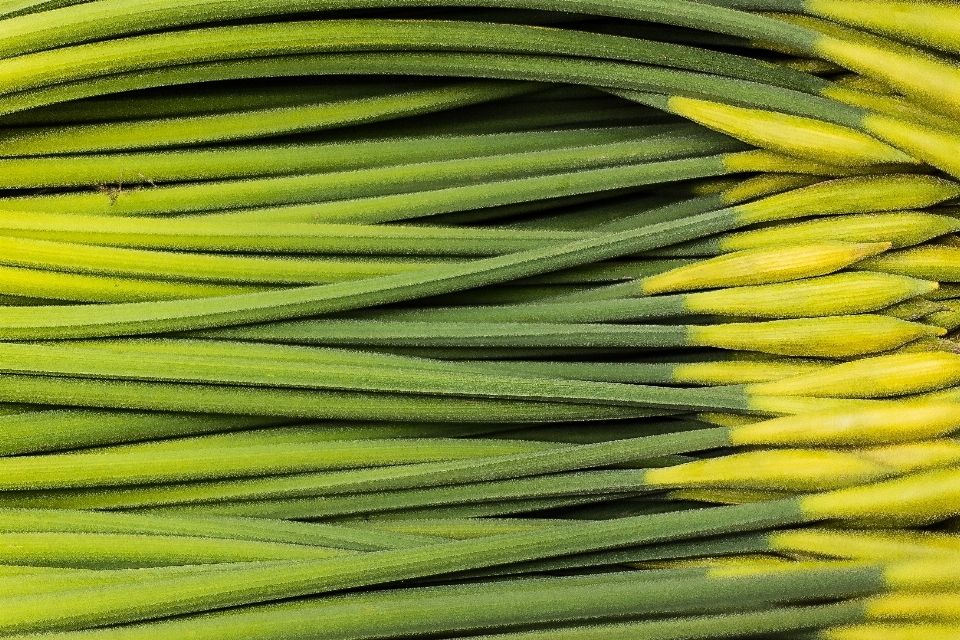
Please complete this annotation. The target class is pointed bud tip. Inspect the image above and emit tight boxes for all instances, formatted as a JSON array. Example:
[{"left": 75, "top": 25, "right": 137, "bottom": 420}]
[{"left": 856, "top": 241, "right": 893, "bottom": 259}]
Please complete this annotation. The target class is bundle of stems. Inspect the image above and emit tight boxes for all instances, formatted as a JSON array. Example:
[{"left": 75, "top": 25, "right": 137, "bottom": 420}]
[{"left": 4, "top": 2, "right": 960, "bottom": 638}]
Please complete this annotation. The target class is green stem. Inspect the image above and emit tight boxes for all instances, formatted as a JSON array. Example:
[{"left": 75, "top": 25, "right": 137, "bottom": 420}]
[
  {"left": 0, "top": 126, "right": 650, "bottom": 187},
  {"left": 185, "top": 154, "right": 740, "bottom": 224},
  {"left": 0, "top": 508, "right": 443, "bottom": 550},
  {"left": 0, "top": 217, "right": 595, "bottom": 255},
  {"left": 0, "top": 409, "right": 289, "bottom": 456},
  {"left": 193, "top": 320, "right": 694, "bottom": 348},
  {"left": 0, "top": 76, "right": 469, "bottom": 125},
  {"left": 0, "top": 80, "right": 532, "bottom": 155},
  {"left": 144, "top": 469, "right": 655, "bottom": 518},
  {"left": 0, "top": 374, "right": 657, "bottom": 422},
  {"left": 429, "top": 603, "right": 865, "bottom": 640},
  {"left": 0, "top": 438, "right": 557, "bottom": 489},
  {"left": 0, "top": 531, "right": 350, "bottom": 568}
]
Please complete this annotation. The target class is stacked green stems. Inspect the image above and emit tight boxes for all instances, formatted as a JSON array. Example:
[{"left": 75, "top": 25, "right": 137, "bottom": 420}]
[
  {"left": 98, "top": 152, "right": 755, "bottom": 225},
  {"left": 0, "top": 218, "right": 595, "bottom": 255},
  {"left": 0, "top": 508, "right": 446, "bottom": 550},
  {"left": 0, "top": 79, "right": 541, "bottom": 153},
  {"left": 0, "top": 19, "right": 826, "bottom": 98},
  {"left": 0, "top": 339, "right": 767, "bottom": 412},
  {"left": 0, "top": 371, "right": 669, "bottom": 422},
  {"left": 10, "top": 395, "right": 958, "bottom": 510},
  {"left": 4, "top": 0, "right": 957, "bottom": 126},
  {"left": 0, "top": 174, "right": 949, "bottom": 340},
  {"left": 0, "top": 127, "right": 739, "bottom": 213},
  {"left": 0, "top": 76, "right": 481, "bottom": 126},
  {"left": 0, "top": 424, "right": 738, "bottom": 507},
  {"left": 0, "top": 1, "right": 832, "bottom": 63},
  {"left": 7, "top": 460, "right": 960, "bottom": 635},
  {"left": 0, "top": 126, "right": 656, "bottom": 187},
  {"left": 0, "top": 4, "right": 945, "bottom": 160},
  {"left": 0, "top": 47, "right": 852, "bottom": 129},
  {"left": 0, "top": 566, "right": 878, "bottom": 639},
  {"left": 2, "top": 6, "right": 960, "bottom": 637},
  {"left": 126, "top": 469, "right": 657, "bottom": 518},
  {"left": 16, "top": 430, "right": 960, "bottom": 512},
  {"left": 0, "top": 569, "right": 883, "bottom": 639}
]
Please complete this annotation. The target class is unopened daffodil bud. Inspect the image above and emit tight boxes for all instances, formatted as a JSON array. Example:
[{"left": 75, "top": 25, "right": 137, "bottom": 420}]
[
  {"left": 748, "top": 353, "right": 960, "bottom": 398},
  {"left": 730, "top": 403, "right": 960, "bottom": 447},
  {"left": 640, "top": 242, "right": 890, "bottom": 294},
  {"left": 690, "top": 315, "right": 943, "bottom": 357}
]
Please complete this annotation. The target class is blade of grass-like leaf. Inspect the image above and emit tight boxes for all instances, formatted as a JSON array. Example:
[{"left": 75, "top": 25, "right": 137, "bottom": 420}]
[{"left": 192, "top": 315, "right": 941, "bottom": 357}]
